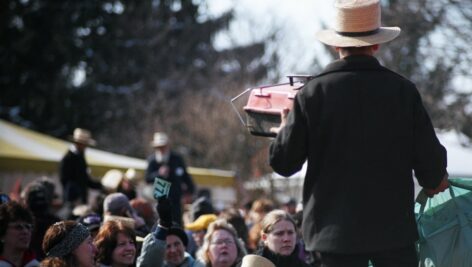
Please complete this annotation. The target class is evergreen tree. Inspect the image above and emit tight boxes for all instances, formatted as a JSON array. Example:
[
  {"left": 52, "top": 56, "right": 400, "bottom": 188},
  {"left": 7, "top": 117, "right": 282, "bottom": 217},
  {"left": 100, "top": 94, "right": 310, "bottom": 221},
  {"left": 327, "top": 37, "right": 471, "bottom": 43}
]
[{"left": 0, "top": 0, "right": 277, "bottom": 178}]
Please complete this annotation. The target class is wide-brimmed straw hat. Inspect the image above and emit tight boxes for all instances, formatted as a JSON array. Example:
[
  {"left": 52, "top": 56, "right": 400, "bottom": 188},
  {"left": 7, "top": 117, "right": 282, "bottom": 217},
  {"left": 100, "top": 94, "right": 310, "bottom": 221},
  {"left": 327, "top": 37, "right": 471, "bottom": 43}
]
[
  {"left": 241, "top": 255, "right": 275, "bottom": 267},
  {"left": 69, "top": 128, "right": 96, "bottom": 146},
  {"left": 151, "top": 132, "right": 169, "bottom": 147},
  {"left": 316, "top": 0, "right": 401, "bottom": 47}
]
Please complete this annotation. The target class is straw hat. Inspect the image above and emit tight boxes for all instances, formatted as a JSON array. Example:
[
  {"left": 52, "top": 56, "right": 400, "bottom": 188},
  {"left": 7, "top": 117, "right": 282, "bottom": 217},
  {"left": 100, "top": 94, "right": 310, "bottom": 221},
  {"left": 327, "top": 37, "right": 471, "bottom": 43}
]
[
  {"left": 316, "top": 0, "right": 401, "bottom": 47},
  {"left": 69, "top": 128, "right": 96, "bottom": 146},
  {"left": 185, "top": 214, "right": 218, "bottom": 232},
  {"left": 125, "top": 168, "right": 137, "bottom": 181},
  {"left": 101, "top": 169, "right": 124, "bottom": 191},
  {"left": 241, "top": 255, "right": 275, "bottom": 267},
  {"left": 151, "top": 132, "right": 169, "bottom": 147}
]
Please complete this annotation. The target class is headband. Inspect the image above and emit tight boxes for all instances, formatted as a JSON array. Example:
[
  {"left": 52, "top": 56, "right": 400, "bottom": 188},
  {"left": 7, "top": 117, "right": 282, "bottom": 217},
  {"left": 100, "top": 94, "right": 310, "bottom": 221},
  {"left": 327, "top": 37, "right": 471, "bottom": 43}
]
[{"left": 46, "top": 223, "right": 90, "bottom": 257}]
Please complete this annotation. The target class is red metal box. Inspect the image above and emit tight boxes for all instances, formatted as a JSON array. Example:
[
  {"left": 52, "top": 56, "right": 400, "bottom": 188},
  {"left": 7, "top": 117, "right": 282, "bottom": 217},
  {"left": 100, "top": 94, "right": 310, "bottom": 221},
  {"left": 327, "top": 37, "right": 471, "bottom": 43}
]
[{"left": 231, "top": 75, "right": 313, "bottom": 137}]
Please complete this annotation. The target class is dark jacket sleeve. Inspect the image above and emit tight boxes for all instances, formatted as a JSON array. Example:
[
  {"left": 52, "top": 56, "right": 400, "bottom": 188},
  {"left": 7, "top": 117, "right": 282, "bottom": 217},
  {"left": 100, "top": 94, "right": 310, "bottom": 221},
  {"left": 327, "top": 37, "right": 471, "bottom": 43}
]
[
  {"left": 269, "top": 92, "right": 309, "bottom": 176},
  {"left": 412, "top": 89, "right": 448, "bottom": 189},
  {"left": 145, "top": 156, "right": 159, "bottom": 184},
  {"left": 177, "top": 156, "right": 195, "bottom": 194},
  {"left": 86, "top": 176, "right": 103, "bottom": 190},
  {"left": 59, "top": 153, "right": 72, "bottom": 186}
]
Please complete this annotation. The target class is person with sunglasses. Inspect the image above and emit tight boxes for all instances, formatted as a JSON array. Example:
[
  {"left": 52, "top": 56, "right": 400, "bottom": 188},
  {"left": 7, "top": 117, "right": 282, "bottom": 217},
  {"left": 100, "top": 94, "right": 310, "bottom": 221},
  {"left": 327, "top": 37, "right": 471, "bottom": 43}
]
[{"left": 0, "top": 201, "right": 40, "bottom": 267}]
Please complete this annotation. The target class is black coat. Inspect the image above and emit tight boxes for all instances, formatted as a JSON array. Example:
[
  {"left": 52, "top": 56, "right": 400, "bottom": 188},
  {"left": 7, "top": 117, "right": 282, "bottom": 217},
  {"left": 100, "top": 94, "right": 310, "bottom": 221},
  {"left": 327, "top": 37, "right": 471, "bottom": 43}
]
[
  {"left": 145, "top": 151, "right": 195, "bottom": 224},
  {"left": 59, "top": 148, "right": 102, "bottom": 203},
  {"left": 270, "top": 55, "right": 447, "bottom": 253}
]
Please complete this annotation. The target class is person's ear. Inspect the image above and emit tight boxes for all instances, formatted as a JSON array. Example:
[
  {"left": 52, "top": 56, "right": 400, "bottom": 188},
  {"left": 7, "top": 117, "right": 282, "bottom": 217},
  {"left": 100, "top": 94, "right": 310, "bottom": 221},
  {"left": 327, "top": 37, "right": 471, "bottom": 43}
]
[{"left": 261, "top": 232, "right": 267, "bottom": 241}]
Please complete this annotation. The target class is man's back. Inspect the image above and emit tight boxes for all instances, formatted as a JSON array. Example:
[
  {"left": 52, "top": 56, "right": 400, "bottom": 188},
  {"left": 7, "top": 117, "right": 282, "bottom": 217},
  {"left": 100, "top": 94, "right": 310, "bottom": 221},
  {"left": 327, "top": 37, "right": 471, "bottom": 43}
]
[{"left": 270, "top": 55, "right": 447, "bottom": 253}]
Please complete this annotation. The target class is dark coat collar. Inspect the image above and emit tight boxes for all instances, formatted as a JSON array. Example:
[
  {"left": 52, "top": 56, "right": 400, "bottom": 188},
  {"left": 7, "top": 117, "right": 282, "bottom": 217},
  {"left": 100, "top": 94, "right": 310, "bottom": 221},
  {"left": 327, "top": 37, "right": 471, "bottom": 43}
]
[{"left": 319, "top": 55, "right": 384, "bottom": 76}]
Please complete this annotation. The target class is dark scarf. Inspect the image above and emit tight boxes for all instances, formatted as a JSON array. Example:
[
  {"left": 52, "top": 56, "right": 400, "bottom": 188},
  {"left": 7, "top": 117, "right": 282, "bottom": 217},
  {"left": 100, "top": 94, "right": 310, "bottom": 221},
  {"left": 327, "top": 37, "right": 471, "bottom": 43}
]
[{"left": 257, "top": 245, "right": 307, "bottom": 267}]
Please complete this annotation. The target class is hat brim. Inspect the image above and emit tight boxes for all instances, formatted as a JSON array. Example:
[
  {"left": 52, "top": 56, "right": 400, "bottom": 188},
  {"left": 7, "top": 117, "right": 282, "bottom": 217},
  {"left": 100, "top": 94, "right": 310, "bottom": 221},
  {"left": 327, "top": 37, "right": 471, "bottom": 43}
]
[
  {"left": 69, "top": 136, "right": 96, "bottom": 146},
  {"left": 316, "top": 27, "right": 401, "bottom": 47},
  {"left": 151, "top": 141, "right": 168, "bottom": 147},
  {"left": 185, "top": 222, "right": 204, "bottom": 232},
  {"left": 241, "top": 255, "right": 275, "bottom": 267}
]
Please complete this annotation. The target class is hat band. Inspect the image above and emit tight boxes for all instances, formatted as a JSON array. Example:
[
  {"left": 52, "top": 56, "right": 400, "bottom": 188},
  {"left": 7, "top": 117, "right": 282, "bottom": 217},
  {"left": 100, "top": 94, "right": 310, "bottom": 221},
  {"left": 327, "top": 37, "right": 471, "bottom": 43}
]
[
  {"left": 336, "top": 28, "right": 380, "bottom": 37},
  {"left": 46, "top": 223, "right": 90, "bottom": 258}
]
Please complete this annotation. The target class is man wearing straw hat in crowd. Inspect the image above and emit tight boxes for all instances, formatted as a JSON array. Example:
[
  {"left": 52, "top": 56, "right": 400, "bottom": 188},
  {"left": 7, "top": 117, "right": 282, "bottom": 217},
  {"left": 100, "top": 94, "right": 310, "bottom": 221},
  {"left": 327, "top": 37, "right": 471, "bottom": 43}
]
[
  {"left": 269, "top": 0, "right": 449, "bottom": 266},
  {"left": 145, "top": 132, "right": 196, "bottom": 225},
  {"left": 60, "top": 128, "right": 103, "bottom": 216}
]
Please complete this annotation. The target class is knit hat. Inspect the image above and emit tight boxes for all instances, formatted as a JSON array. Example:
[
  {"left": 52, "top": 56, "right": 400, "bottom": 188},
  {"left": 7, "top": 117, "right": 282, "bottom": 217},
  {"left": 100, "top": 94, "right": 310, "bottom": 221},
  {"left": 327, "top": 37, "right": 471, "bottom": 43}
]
[
  {"left": 185, "top": 214, "right": 218, "bottom": 232},
  {"left": 190, "top": 196, "right": 215, "bottom": 221},
  {"left": 168, "top": 227, "right": 188, "bottom": 247},
  {"left": 103, "top": 192, "right": 133, "bottom": 216}
]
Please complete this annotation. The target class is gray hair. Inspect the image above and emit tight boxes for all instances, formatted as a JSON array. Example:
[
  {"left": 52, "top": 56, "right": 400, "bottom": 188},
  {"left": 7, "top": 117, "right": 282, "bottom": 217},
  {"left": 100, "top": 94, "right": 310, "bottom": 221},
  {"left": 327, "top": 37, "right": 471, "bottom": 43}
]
[{"left": 197, "top": 219, "right": 247, "bottom": 266}]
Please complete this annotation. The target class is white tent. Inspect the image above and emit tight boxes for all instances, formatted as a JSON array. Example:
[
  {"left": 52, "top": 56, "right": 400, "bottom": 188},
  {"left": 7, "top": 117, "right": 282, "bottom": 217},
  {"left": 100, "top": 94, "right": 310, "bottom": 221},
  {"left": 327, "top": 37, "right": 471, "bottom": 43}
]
[{"left": 436, "top": 130, "right": 472, "bottom": 178}]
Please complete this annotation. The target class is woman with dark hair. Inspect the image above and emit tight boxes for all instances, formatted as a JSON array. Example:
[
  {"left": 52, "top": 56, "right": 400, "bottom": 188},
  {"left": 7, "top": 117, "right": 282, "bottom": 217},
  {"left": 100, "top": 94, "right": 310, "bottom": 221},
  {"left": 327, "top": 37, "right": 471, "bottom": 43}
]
[
  {"left": 256, "top": 210, "right": 310, "bottom": 267},
  {"left": 0, "top": 201, "right": 39, "bottom": 267},
  {"left": 41, "top": 221, "right": 97, "bottom": 267},
  {"left": 94, "top": 220, "right": 137, "bottom": 267}
]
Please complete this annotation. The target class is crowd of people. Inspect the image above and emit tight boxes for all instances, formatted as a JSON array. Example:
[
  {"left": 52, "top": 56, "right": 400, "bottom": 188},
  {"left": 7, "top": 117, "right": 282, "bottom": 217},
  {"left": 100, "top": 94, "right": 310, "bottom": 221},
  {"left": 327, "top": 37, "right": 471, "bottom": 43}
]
[
  {"left": 0, "top": 179, "right": 310, "bottom": 267},
  {"left": 1, "top": 124, "right": 311, "bottom": 267},
  {"left": 1, "top": 0, "right": 452, "bottom": 266}
]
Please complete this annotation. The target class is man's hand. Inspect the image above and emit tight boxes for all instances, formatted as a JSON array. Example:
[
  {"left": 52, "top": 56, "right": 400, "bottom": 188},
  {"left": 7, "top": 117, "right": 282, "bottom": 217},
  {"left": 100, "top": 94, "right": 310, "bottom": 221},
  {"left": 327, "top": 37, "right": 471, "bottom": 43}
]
[
  {"left": 424, "top": 174, "right": 449, "bottom": 197},
  {"left": 270, "top": 108, "right": 290, "bottom": 135},
  {"left": 158, "top": 165, "right": 169, "bottom": 178}
]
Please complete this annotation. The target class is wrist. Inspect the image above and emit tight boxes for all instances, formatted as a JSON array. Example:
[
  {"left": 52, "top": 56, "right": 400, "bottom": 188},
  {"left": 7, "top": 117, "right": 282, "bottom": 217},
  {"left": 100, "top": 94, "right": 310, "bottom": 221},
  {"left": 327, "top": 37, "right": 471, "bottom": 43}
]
[
  {"left": 157, "top": 223, "right": 169, "bottom": 230},
  {"left": 158, "top": 219, "right": 172, "bottom": 229}
]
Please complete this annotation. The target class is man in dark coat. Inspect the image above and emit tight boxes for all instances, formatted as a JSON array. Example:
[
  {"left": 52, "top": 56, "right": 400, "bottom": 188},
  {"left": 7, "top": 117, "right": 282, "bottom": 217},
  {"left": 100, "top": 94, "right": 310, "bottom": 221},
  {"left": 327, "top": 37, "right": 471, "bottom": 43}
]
[
  {"left": 269, "top": 1, "right": 449, "bottom": 266},
  {"left": 59, "top": 128, "right": 102, "bottom": 209},
  {"left": 145, "top": 132, "right": 196, "bottom": 225}
]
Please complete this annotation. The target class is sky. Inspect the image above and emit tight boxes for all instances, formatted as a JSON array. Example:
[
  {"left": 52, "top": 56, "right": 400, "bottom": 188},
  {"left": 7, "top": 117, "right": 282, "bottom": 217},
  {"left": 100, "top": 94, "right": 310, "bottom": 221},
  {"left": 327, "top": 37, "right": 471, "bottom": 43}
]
[
  {"left": 206, "top": 1, "right": 472, "bottom": 93},
  {"left": 206, "top": 0, "right": 335, "bottom": 80}
]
